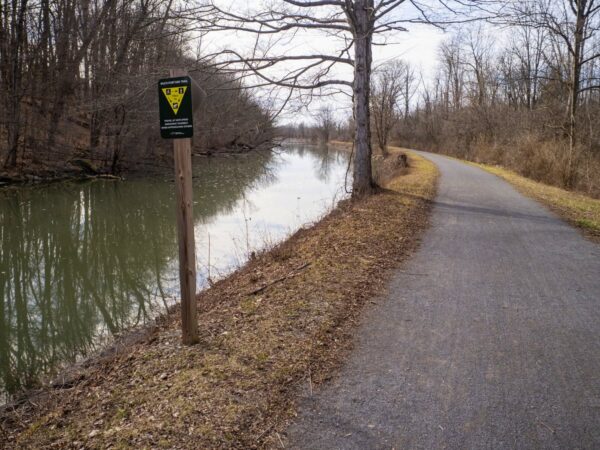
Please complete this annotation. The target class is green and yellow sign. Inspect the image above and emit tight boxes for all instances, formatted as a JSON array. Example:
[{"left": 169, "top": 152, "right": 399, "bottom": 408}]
[{"left": 158, "top": 76, "right": 193, "bottom": 139}]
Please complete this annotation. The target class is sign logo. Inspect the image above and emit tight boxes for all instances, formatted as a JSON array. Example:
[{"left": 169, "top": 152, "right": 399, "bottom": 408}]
[
  {"left": 161, "top": 86, "right": 188, "bottom": 115},
  {"left": 158, "top": 76, "right": 193, "bottom": 139}
]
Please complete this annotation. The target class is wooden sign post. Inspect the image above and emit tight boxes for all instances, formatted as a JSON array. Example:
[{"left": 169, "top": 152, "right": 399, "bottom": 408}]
[{"left": 159, "top": 69, "right": 198, "bottom": 345}]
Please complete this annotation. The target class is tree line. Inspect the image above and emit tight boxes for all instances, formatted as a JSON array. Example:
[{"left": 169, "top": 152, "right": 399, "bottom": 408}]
[
  {"left": 283, "top": 1, "right": 600, "bottom": 197},
  {"left": 404, "top": 1, "right": 600, "bottom": 196},
  {"left": 0, "top": 0, "right": 273, "bottom": 181},
  {"left": 4, "top": 0, "right": 597, "bottom": 197}
]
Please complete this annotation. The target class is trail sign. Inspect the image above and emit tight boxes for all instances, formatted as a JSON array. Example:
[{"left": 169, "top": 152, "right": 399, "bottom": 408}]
[
  {"left": 158, "top": 76, "right": 193, "bottom": 139},
  {"left": 162, "top": 69, "right": 198, "bottom": 346}
]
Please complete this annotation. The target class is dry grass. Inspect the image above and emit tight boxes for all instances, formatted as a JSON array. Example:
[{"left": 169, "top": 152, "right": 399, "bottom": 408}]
[
  {"left": 400, "top": 107, "right": 600, "bottom": 198},
  {"left": 474, "top": 162, "right": 600, "bottom": 242},
  {"left": 1, "top": 152, "right": 438, "bottom": 449},
  {"left": 466, "top": 137, "right": 600, "bottom": 199},
  {"left": 327, "top": 140, "right": 353, "bottom": 151}
]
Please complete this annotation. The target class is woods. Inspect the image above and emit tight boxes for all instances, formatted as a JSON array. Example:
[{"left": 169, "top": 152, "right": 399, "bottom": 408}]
[
  {"left": 279, "top": 0, "right": 600, "bottom": 197},
  {"left": 400, "top": 1, "right": 600, "bottom": 197},
  {"left": 0, "top": 0, "right": 273, "bottom": 181},
  {"left": 2, "top": 0, "right": 598, "bottom": 194}
]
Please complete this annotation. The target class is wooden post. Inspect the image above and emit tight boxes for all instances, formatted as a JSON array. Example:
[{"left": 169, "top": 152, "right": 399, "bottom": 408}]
[{"left": 171, "top": 68, "right": 198, "bottom": 345}]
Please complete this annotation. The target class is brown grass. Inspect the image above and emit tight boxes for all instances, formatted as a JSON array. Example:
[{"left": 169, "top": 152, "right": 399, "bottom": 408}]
[
  {"left": 0, "top": 152, "right": 438, "bottom": 449},
  {"left": 474, "top": 162, "right": 600, "bottom": 242},
  {"left": 327, "top": 140, "right": 353, "bottom": 152},
  {"left": 466, "top": 137, "right": 600, "bottom": 199}
]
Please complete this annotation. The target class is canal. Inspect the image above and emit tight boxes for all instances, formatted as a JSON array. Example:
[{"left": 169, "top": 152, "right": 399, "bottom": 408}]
[{"left": 0, "top": 144, "right": 350, "bottom": 401}]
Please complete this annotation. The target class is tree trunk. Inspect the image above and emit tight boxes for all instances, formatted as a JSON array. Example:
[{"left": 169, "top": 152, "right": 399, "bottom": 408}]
[
  {"left": 3, "top": 0, "right": 27, "bottom": 169},
  {"left": 566, "top": 3, "right": 586, "bottom": 187},
  {"left": 404, "top": 73, "right": 410, "bottom": 118},
  {"left": 110, "top": 104, "right": 126, "bottom": 174},
  {"left": 5, "top": 113, "right": 20, "bottom": 168},
  {"left": 351, "top": 0, "right": 374, "bottom": 197}
]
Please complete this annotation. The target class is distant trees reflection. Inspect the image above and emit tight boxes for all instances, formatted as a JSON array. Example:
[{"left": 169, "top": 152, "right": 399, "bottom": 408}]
[
  {"left": 0, "top": 150, "right": 277, "bottom": 396},
  {"left": 0, "top": 180, "right": 175, "bottom": 394}
]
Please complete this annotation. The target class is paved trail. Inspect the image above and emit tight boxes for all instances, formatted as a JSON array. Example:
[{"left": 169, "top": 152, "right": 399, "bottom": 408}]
[{"left": 285, "top": 152, "right": 600, "bottom": 449}]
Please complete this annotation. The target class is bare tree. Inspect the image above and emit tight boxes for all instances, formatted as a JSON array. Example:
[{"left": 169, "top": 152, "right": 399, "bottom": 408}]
[
  {"left": 439, "top": 34, "right": 467, "bottom": 113},
  {"left": 371, "top": 61, "right": 405, "bottom": 155},
  {"left": 1, "top": 0, "right": 32, "bottom": 168},
  {"left": 463, "top": 26, "right": 496, "bottom": 107},
  {"left": 504, "top": 0, "right": 600, "bottom": 185},
  {"left": 399, "top": 19, "right": 600, "bottom": 197},
  {"left": 511, "top": 20, "right": 546, "bottom": 110},
  {"left": 316, "top": 105, "right": 336, "bottom": 143},
  {"left": 187, "top": 0, "right": 486, "bottom": 197},
  {"left": 400, "top": 61, "right": 418, "bottom": 119},
  {"left": 0, "top": 0, "right": 275, "bottom": 179}
]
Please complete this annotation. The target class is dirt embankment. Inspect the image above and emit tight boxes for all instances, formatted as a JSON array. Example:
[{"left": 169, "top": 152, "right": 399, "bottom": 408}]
[{"left": 1, "top": 150, "right": 438, "bottom": 449}]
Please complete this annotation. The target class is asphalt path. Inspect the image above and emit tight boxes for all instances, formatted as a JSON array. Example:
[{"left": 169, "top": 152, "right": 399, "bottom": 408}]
[{"left": 285, "top": 151, "right": 600, "bottom": 449}]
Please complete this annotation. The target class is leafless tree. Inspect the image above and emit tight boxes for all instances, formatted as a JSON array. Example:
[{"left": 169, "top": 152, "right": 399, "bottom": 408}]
[
  {"left": 184, "top": 0, "right": 488, "bottom": 197},
  {"left": 502, "top": 0, "right": 600, "bottom": 185},
  {"left": 0, "top": 0, "right": 274, "bottom": 179},
  {"left": 506, "top": 20, "right": 546, "bottom": 110},
  {"left": 371, "top": 61, "right": 405, "bottom": 154},
  {"left": 316, "top": 105, "right": 336, "bottom": 143},
  {"left": 399, "top": 17, "right": 600, "bottom": 197},
  {"left": 439, "top": 34, "right": 467, "bottom": 113}
]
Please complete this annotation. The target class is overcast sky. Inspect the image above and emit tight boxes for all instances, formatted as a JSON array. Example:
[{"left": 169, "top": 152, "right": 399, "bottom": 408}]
[{"left": 197, "top": 1, "right": 451, "bottom": 124}]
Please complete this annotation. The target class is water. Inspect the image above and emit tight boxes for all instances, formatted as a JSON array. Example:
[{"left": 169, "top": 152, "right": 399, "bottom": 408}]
[{"left": 0, "top": 144, "right": 350, "bottom": 401}]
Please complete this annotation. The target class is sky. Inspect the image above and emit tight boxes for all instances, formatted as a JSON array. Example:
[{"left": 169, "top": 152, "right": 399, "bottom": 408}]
[{"left": 197, "top": 1, "right": 451, "bottom": 124}]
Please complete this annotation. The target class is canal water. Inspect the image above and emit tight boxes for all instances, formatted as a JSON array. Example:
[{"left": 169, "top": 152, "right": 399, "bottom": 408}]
[{"left": 0, "top": 144, "right": 350, "bottom": 401}]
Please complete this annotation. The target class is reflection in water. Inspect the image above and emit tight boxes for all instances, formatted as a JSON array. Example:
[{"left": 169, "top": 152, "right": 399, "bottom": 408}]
[
  {"left": 0, "top": 145, "right": 350, "bottom": 400},
  {"left": 0, "top": 181, "right": 177, "bottom": 393}
]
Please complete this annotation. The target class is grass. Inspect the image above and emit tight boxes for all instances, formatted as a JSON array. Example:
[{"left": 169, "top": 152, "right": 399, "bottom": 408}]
[
  {"left": 328, "top": 140, "right": 353, "bottom": 151},
  {"left": 473, "top": 162, "right": 600, "bottom": 241},
  {"left": 1, "top": 151, "right": 438, "bottom": 449}
]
